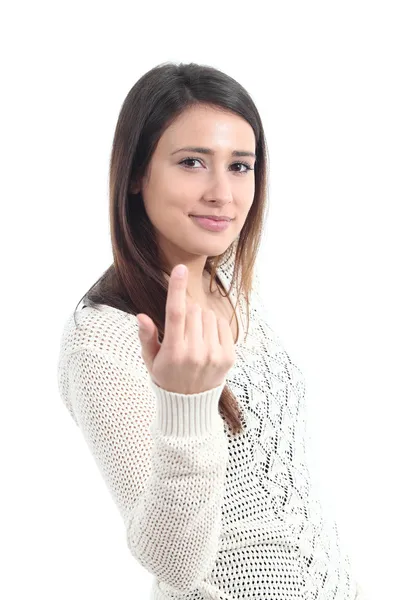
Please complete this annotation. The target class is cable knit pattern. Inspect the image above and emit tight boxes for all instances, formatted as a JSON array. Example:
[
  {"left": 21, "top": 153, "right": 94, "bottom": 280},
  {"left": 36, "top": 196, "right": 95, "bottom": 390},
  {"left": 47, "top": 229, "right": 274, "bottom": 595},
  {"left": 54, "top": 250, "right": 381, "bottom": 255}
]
[{"left": 57, "top": 252, "right": 368, "bottom": 600}]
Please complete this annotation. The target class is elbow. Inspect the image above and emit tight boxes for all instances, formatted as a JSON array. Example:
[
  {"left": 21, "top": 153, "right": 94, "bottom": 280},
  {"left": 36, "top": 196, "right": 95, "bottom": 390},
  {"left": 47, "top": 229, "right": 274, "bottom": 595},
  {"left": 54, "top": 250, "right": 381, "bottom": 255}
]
[{"left": 126, "top": 509, "right": 220, "bottom": 595}]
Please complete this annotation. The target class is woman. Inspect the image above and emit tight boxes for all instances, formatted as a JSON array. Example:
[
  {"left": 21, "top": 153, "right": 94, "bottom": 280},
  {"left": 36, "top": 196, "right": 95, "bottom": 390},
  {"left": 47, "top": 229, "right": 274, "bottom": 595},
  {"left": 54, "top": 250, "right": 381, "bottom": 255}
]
[{"left": 57, "top": 61, "right": 368, "bottom": 599}]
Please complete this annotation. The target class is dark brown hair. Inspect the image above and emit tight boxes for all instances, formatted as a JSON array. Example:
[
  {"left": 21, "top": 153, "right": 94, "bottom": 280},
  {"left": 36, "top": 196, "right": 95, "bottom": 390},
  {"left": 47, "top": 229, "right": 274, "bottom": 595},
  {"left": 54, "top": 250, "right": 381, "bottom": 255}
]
[{"left": 73, "top": 61, "right": 269, "bottom": 436}]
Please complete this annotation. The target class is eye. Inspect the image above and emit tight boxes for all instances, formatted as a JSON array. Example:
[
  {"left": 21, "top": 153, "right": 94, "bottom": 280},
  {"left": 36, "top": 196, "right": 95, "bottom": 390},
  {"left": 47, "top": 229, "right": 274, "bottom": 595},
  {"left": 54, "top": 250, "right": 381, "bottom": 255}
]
[{"left": 179, "top": 157, "right": 254, "bottom": 175}]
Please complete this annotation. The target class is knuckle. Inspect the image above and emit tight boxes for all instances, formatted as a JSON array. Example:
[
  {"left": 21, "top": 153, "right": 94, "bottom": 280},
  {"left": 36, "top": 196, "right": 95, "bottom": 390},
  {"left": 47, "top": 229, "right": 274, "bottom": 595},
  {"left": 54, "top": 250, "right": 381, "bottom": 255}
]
[
  {"left": 228, "top": 350, "right": 236, "bottom": 365},
  {"left": 169, "top": 349, "right": 184, "bottom": 365},
  {"left": 189, "top": 350, "right": 205, "bottom": 366},
  {"left": 208, "top": 350, "right": 222, "bottom": 367},
  {"left": 168, "top": 306, "right": 185, "bottom": 320}
]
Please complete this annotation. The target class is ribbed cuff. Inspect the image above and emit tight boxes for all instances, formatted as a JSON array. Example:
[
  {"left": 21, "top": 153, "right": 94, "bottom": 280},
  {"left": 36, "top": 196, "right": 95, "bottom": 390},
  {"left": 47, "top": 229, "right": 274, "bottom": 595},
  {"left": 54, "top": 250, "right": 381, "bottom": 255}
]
[{"left": 148, "top": 376, "right": 227, "bottom": 437}]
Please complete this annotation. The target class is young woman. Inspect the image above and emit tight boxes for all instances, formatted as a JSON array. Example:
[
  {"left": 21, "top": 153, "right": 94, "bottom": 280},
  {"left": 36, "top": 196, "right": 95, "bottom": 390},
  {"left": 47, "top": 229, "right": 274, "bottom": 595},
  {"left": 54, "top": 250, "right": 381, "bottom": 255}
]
[{"left": 57, "top": 62, "right": 368, "bottom": 600}]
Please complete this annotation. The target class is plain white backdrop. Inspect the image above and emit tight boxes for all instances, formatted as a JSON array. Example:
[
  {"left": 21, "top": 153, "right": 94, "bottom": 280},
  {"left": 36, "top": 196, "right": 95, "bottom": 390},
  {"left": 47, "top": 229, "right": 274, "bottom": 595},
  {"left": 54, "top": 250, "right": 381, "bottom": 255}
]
[{"left": 1, "top": 1, "right": 398, "bottom": 598}]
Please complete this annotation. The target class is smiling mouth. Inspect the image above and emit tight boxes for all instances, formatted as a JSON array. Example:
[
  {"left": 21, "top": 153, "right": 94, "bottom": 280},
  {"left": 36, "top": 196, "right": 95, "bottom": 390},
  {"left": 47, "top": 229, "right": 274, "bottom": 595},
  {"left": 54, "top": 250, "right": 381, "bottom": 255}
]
[
  {"left": 189, "top": 215, "right": 232, "bottom": 221},
  {"left": 189, "top": 215, "right": 232, "bottom": 231}
]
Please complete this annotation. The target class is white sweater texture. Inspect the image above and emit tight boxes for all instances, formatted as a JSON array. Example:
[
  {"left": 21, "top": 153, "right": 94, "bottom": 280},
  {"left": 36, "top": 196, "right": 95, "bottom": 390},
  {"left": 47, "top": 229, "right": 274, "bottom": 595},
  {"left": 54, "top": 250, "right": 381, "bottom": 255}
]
[{"left": 57, "top": 254, "right": 368, "bottom": 600}]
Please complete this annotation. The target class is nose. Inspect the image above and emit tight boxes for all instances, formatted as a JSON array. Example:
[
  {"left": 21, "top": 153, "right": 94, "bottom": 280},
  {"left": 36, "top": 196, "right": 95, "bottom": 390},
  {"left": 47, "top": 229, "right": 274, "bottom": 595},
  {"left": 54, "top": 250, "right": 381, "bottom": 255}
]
[{"left": 202, "top": 170, "right": 233, "bottom": 203}]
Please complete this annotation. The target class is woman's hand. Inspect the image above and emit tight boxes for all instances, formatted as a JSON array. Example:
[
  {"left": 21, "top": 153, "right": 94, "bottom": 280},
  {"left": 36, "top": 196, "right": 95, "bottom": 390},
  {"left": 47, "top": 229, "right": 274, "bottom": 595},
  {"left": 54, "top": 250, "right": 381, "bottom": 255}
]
[{"left": 137, "top": 264, "right": 236, "bottom": 394}]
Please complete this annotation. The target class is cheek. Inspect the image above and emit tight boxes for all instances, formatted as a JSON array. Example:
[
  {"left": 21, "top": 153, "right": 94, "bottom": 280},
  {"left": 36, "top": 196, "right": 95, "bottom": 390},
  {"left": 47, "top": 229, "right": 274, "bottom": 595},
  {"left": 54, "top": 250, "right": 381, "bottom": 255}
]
[
  {"left": 144, "top": 186, "right": 191, "bottom": 230},
  {"left": 157, "top": 166, "right": 190, "bottom": 194},
  {"left": 160, "top": 177, "right": 194, "bottom": 211}
]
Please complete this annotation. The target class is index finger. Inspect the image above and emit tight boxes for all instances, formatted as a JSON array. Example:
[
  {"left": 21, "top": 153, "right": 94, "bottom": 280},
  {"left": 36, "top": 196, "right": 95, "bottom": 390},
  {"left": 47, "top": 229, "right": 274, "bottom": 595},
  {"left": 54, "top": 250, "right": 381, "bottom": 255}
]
[{"left": 164, "top": 264, "right": 187, "bottom": 346}]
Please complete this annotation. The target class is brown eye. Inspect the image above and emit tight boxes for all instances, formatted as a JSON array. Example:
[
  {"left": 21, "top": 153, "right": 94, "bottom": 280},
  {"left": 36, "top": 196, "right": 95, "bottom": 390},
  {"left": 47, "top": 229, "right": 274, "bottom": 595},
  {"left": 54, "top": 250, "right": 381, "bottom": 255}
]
[{"left": 179, "top": 158, "right": 254, "bottom": 174}]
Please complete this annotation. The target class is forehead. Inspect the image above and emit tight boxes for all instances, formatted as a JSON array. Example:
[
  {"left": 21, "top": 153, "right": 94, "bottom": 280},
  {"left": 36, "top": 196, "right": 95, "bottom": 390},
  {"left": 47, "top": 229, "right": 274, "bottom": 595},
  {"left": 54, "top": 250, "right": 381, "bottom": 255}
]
[{"left": 157, "top": 104, "right": 256, "bottom": 151}]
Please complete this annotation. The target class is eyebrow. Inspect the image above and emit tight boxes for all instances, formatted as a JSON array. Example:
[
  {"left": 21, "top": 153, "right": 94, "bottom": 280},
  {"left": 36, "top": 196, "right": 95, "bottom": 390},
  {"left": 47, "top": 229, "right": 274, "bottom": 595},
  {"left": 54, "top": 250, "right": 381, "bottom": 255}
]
[{"left": 170, "top": 146, "right": 256, "bottom": 159}]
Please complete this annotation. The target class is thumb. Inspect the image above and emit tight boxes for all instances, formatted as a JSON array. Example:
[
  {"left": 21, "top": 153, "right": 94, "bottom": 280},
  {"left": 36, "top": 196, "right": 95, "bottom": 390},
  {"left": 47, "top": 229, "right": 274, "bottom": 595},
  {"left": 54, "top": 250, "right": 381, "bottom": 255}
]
[{"left": 137, "top": 314, "right": 161, "bottom": 365}]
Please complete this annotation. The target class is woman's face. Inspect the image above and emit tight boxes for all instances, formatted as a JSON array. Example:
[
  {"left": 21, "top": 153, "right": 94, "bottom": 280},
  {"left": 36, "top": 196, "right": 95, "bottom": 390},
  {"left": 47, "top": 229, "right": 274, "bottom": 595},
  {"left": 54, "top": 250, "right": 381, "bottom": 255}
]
[{"left": 133, "top": 103, "right": 256, "bottom": 266}]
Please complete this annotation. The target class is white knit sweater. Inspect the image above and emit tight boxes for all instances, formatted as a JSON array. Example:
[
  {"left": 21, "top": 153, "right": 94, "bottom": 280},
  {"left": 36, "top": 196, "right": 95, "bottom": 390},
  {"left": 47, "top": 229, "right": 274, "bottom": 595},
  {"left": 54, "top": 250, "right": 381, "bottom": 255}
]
[{"left": 57, "top": 254, "right": 368, "bottom": 600}]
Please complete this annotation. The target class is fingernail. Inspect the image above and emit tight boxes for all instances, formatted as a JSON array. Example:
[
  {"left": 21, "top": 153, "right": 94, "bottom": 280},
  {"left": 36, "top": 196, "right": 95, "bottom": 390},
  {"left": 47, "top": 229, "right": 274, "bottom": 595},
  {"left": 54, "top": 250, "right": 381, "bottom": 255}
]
[{"left": 176, "top": 265, "right": 186, "bottom": 278}]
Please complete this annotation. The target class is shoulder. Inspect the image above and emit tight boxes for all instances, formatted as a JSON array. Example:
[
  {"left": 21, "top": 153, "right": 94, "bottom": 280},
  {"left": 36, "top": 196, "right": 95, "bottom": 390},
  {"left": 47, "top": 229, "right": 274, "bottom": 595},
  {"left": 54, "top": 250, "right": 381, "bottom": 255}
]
[{"left": 57, "top": 304, "right": 144, "bottom": 375}]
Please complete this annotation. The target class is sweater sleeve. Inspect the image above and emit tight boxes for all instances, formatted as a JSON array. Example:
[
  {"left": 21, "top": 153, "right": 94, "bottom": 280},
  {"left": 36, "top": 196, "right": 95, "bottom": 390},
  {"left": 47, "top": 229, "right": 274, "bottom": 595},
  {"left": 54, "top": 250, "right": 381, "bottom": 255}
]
[{"left": 59, "top": 348, "right": 229, "bottom": 595}]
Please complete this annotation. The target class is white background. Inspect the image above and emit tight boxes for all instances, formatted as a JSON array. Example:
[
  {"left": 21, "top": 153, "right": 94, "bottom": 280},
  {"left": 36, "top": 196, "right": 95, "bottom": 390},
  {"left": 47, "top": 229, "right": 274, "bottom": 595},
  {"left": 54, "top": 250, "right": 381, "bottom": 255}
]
[{"left": 1, "top": 1, "right": 398, "bottom": 598}]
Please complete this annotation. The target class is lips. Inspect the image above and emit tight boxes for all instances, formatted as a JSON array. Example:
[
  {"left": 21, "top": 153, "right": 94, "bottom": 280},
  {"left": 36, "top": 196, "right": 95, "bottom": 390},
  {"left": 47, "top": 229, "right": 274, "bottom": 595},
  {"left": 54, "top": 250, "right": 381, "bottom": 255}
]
[
  {"left": 189, "top": 215, "right": 231, "bottom": 221},
  {"left": 190, "top": 215, "right": 231, "bottom": 231}
]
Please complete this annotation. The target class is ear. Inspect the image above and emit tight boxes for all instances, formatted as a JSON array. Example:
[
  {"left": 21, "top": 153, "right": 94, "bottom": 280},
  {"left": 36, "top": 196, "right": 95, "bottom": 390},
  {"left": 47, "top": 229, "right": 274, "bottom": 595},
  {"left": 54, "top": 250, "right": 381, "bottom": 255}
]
[{"left": 130, "top": 180, "right": 141, "bottom": 194}]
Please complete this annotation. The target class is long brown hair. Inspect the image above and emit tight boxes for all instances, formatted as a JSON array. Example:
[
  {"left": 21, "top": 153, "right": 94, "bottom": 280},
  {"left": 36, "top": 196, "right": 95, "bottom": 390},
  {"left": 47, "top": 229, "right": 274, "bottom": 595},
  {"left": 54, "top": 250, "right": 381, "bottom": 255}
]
[{"left": 73, "top": 61, "right": 269, "bottom": 436}]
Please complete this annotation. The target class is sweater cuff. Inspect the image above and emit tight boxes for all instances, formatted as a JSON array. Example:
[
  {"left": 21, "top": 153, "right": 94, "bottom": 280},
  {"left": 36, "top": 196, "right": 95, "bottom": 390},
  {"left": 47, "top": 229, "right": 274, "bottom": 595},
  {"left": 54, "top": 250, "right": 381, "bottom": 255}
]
[{"left": 148, "top": 376, "right": 227, "bottom": 437}]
